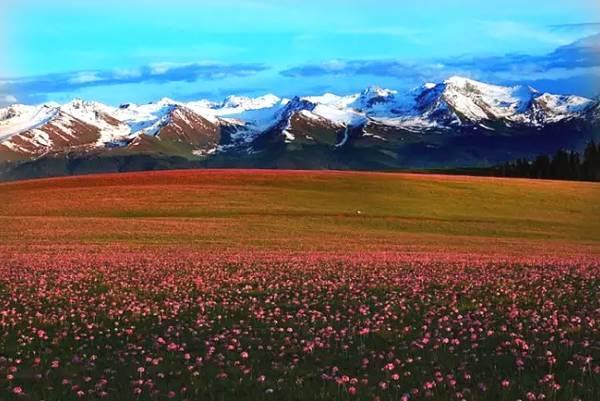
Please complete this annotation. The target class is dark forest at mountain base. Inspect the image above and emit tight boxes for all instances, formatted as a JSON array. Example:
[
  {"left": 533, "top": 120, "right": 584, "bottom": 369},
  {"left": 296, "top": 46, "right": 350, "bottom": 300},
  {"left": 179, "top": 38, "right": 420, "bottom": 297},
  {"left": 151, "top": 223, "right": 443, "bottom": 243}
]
[
  {"left": 430, "top": 142, "right": 600, "bottom": 182},
  {"left": 490, "top": 141, "right": 600, "bottom": 182}
]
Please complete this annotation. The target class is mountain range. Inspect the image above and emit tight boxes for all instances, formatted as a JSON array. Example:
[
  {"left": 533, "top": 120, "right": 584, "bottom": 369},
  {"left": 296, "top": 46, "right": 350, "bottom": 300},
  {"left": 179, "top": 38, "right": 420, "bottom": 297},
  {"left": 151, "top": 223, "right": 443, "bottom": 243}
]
[{"left": 1, "top": 76, "right": 599, "bottom": 179}]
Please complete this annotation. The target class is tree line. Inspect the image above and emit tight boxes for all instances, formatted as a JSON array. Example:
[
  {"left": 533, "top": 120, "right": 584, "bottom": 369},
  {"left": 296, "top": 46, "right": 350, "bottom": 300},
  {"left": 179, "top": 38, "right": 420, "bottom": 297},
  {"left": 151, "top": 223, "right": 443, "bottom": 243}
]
[{"left": 494, "top": 141, "right": 600, "bottom": 182}]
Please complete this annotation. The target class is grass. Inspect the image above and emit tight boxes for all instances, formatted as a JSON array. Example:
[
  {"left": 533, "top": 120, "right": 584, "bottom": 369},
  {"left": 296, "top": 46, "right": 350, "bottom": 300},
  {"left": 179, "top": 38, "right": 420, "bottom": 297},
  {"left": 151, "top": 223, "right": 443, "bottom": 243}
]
[
  {"left": 0, "top": 169, "right": 598, "bottom": 255},
  {"left": 0, "top": 170, "right": 599, "bottom": 400}
]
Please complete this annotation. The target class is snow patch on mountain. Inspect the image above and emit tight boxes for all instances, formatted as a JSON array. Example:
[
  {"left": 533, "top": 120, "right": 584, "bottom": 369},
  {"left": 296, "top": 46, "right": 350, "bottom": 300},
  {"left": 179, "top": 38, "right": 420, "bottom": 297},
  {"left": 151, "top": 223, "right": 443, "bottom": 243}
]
[
  {"left": 530, "top": 93, "right": 594, "bottom": 122},
  {"left": 372, "top": 116, "right": 442, "bottom": 132},
  {"left": 0, "top": 105, "right": 59, "bottom": 142},
  {"left": 0, "top": 76, "right": 597, "bottom": 160},
  {"left": 60, "top": 99, "right": 131, "bottom": 145},
  {"left": 439, "top": 76, "right": 537, "bottom": 122},
  {"left": 311, "top": 104, "right": 366, "bottom": 126},
  {"left": 335, "top": 127, "right": 350, "bottom": 147},
  {"left": 188, "top": 94, "right": 287, "bottom": 132},
  {"left": 112, "top": 101, "right": 175, "bottom": 137},
  {"left": 303, "top": 93, "right": 358, "bottom": 109}
]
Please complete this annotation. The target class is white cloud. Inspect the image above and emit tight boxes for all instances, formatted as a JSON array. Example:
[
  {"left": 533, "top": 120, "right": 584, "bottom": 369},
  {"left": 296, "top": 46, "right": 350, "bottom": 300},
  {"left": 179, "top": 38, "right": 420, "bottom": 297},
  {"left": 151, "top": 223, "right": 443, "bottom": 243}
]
[
  {"left": 148, "top": 63, "right": 174, "bottom": 75},
  {"left": 112, "top": 68, "right": 142, "bottom": 79},
  {"left": 148, "top": 61, "right": 226, "bottom": 75},
  {"left": 0, "top": 94, "right": 18, "bottom": 105},
  {"left": 481, "top": 20, "right": 574, "bottom": 46},
  {"left": 492, "top": 65, "right": 600, "bottom": 82},
  {"left": 68, "top": 71, "right": 102, "bottom": 84},
  {"left": 323, "top": 60, "right": 349, "bottom": 70}
]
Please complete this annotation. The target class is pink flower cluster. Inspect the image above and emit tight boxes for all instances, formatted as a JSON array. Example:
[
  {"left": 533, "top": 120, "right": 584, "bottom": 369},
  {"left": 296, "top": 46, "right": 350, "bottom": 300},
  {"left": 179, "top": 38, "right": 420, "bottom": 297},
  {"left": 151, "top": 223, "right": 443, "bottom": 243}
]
[{"left": 0, "top": 250, "right": 598, "bottom": 400}]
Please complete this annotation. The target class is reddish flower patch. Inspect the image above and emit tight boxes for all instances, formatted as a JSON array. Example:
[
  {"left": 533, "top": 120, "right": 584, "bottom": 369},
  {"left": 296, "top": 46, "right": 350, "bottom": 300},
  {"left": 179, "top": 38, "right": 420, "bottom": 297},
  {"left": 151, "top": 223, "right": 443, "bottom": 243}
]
[{"left": 0, "top": 250, "right": 598, "bottom": 400}]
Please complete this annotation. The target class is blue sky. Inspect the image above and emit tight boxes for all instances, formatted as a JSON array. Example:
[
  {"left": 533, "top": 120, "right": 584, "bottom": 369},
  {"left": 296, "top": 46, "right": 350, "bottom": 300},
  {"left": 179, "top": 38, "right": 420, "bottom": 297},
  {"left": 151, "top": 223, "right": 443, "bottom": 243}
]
[{"left": 1, "top": 0, "right": 599, "bottom": 105}]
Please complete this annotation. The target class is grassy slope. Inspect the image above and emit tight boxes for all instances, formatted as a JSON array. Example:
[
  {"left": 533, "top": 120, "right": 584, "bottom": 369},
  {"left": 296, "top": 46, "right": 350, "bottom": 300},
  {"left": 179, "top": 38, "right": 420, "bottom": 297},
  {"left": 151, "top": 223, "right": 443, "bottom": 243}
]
[{"left": 0, "top": 169, "right": 599, "bottom": 255}]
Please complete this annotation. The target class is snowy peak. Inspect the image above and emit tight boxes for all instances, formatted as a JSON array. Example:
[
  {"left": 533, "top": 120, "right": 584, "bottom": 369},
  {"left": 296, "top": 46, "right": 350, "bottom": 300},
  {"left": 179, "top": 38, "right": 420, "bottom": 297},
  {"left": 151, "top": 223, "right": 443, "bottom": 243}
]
[
  {"left": 0, "top": 109, "right": 103, "bottom": 160},
  {"left": 283, "top": 96, "right": 317, "bottom": 112},
  {"left": 515, "top": 93, "right": 595, "bottom": 125},
  {"left": 443, "top": 76, "right": 537, "bottom": 106},
  {"left": 302, "top": 93, "right": 357, "bottom": 109},
  {"left": 352, "top": 86, "right": 397, "bottom": 112},
  {"left": 0, "top": 104, "right": 60, "bottom": 142},
  {"left": 275, "top": 96, "right": 363, "bottom": 127},
  {"left": 0, "top": 76, "right": 598, "bottom": 163},
  {"left": 358, "top": 86, "right": 396, "bottom": 103},
  {"left": 361, "top": 85, "right": 396, "bottom": 98},
  {"left": 443, "top": 76, "right": 482, "bottom": 87},
  {"left": 221, "top": 94, "right": 281, "bottom": 110},
  {"left": 154, "top": 97, "right": 179, "bottom": 106},
  {"left": 533, "top": 93, "right": 593, "bottom": 115},
  {"left": 440, "top": 77, "right": 536, "bottom": 121},
  {"left": 61, "top": 99, "right": 126, "bottom": 129},
  {"left": 0, "top": 104, "right": 41, "bottom": 122},
  {"left": 265, "top": 96, "right": 317, "bottom": 136},
  {"left": 412, "top": 77, "right": 550, "bottom": 125}
]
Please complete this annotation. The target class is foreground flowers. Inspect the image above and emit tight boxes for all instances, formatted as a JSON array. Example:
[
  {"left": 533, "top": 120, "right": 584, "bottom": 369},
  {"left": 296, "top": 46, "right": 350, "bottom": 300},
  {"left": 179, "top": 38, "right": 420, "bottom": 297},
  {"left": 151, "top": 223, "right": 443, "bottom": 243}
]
[{"left": 0, "top": 250, "right": 598, "bottom": 400}]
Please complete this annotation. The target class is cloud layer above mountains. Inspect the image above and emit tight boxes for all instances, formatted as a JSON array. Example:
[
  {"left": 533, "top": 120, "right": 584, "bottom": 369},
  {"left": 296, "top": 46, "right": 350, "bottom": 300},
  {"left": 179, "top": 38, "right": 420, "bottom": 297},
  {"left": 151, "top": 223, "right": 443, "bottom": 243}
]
[{"left": 1, "top": 33, "right": 599, "bottom": 106}]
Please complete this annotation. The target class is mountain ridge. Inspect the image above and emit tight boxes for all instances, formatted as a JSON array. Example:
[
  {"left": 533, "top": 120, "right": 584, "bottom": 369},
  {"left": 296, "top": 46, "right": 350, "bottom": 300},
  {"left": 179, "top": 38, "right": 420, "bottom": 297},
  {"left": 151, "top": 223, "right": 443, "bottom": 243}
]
[{"left": 1, "top": 76, "right": 599, "bottom": 179}]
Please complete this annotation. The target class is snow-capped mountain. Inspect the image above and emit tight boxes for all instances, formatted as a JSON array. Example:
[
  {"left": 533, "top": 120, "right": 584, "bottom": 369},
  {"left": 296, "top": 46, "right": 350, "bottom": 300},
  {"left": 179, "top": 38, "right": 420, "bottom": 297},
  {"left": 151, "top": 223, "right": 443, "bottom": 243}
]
[
  {"left": 1, "top": 76, "right": 598, "bottom": 177},
  {"left": 60, "top": 99, "right": 131, "bottom": 145},
  {"left": 410, "top": 77, "right": 594, "bottom": 127},
  {"left": 415, "top": 77, "right": 536, "bottom": 122},
  {"left": 0, "top": 105, "right": 104, "bottom": 160},
  {"left": 353, "top": 86, "right": 398, "bottom": 112}
]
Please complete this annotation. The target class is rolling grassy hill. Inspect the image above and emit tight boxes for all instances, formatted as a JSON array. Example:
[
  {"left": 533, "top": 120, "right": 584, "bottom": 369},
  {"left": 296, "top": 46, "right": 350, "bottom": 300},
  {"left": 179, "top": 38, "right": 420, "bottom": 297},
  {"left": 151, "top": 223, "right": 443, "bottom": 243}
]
[{"left": 0, "top": 170, "right": 599, "bottom": 257}]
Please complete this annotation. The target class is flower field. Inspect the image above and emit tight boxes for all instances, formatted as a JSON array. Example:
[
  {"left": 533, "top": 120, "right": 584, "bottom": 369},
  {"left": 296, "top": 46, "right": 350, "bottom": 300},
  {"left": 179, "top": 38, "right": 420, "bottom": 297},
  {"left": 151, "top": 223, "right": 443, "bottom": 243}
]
[
  {"left": 0, "top": 250, "right": 598, "bottom": 401},
  {"left": 0, "top": 170, "right": 599, "bottom": 400}
]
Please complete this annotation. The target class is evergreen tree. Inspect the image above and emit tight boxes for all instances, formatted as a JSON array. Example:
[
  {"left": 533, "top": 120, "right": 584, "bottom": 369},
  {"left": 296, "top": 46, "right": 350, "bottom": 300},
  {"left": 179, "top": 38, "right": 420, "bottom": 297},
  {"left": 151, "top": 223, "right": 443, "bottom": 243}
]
[
  {"left": 569, "top": 151, "right": 581, "bottom": 180},
  {"left": 533, "top": 155, "right": 551, "bottom": 179},
  {"left": 551, "top": 149, "right": 570, "bottom": 180},
  {"left": 493, "top": 141, "right": 599, "bottom": 182},
  {"left": 582, "top": 141, "right": 599, "bottom": 181}
]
